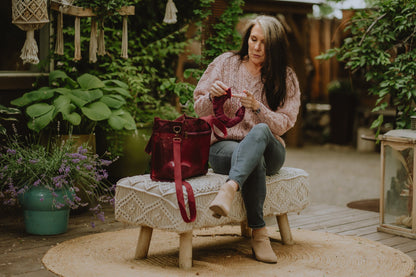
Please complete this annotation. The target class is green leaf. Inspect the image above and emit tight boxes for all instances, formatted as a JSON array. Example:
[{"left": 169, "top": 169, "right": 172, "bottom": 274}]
[
  {"left": 55, "top": 88, "right": 71, "bottom": 95},
  {"left": 49, "top": 70, "right": 68, "bottom": 81},
  {"left": 68, "top": 93, "right": 88, "bottom": 108},
  {"left": 72, "top": 89, "right": 103, "bottom": 103},
  {"left": 0, "top": 104, "right": 20, "bottom": 115},
  {"left": 26, "top": 104, "right": 55, "bottom": 132},
  {"left": 108, "top": 109, "right": 136, "bottom": 130},
  {"left": 370, "top": 114, "right": 384, "bottom": 129},
  {"left": 26, "top": 103, "right": 55, "bottom": 118},
  {"left": 49, "top": 70, "right": 77, "bottom": 88},
  {"left": 100, "top": 95, "right": 126, "bottom": 109},
  {"left": 10, "top": 87, "right": 55, "bottom": 107},
  {"left": 81, "top": 102, "right": 112, "bottom": 121},
  {"left": 103, "top": 79, "right": 129, "bottom": 89},
  {"left": 102, "top": 87, "right": 132, "bottom": 98},
  {"left": 53, "top": 95, "right": 71, "bottom": 117},
  {"left": 61, "top": 108, "right": 81, "bottom": 126},
  {"left": 77, "top": 74, "right": 105, "bottom": 90}
]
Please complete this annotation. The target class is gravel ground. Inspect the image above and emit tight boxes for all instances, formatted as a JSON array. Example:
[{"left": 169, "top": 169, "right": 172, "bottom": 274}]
[{"left": 285, "top": 144, "right": 381, "bottom": 208}]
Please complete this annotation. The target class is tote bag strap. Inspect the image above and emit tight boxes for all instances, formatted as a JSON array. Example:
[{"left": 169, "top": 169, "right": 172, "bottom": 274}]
[
  {"left": 201, "top": 115, "right": 228, "bottom": 140},
  {"left": 173, "top": 138, "right": 197, "bottom": 223}
]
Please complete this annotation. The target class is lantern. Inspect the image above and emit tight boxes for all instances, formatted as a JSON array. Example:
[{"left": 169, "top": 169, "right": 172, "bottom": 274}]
[
  {"left": 379, "top": 129, "right": 416, "bottom": 238},
  {"left": 11, "top": 0, "right": 49, "bottom": 64}
]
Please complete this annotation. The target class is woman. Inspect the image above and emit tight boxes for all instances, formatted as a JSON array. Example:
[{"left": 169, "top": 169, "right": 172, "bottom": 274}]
[{"left": 193, "top": 15, "right": 301, "bottom": 263}]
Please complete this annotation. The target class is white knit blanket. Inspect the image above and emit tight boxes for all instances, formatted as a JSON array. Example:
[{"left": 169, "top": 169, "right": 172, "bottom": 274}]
[{"left": 115, "top": 167, "right": 310, "bottom": 233}]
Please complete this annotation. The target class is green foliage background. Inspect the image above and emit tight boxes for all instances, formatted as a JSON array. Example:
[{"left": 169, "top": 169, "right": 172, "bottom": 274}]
[{"left": 317, "top": 0, "right": 416, "bottom": 134}]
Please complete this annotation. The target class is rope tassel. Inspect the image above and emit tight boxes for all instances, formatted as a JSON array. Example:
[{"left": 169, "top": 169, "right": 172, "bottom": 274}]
[
  {"left": 89, "top": 18, "right": 98, "bottom": 63},
  {"left": 163, "top": 0, "right": 178, "bottom": 24},
  {"left": 74, "top": 16, "right": 81, "bottom": 61},
  {"left": 54, "top": 9, "right": 64, "bottom": 55},
  {"left": 121, "top": 16, "right": 128, "bottom": 59},
  {"left": 97, "top": 20, "right": 106, "bottom": 56},
  {"left": 20, "top": 30, "right": 39, "bottom": 64}
]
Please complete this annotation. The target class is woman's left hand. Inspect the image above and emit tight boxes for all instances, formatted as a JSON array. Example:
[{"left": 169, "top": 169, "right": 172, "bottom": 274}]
[{"left": 233, "top": 90, "right": 260, "bottom": 111}]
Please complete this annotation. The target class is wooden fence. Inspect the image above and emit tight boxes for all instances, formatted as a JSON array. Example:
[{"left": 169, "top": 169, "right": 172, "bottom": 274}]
[{"left": 308, "top": 17, "right": 343, "bottom": 103}]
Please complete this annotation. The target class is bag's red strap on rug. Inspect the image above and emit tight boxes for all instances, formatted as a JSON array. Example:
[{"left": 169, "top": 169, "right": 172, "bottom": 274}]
[{"left": 173, "top": 138, "right": 197, "bottom": 223}]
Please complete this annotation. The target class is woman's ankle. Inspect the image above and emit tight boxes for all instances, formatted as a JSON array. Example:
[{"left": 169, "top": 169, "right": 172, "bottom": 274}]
[{"left": 226, "top": 180, "right": 239, "bottom": 191}]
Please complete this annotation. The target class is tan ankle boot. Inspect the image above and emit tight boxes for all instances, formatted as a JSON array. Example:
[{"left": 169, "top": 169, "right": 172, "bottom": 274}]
[
  {"left": 251, "top": 227, "right": 277, "bottom": 263},
  {"left": 209, "top": 181, "right": 237, "bottom": 217}
]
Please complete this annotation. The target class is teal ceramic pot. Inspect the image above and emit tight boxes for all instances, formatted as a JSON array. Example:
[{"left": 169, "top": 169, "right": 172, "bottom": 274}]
[{"left": 19, "top": 187, "right": 71, "bottom": 235}]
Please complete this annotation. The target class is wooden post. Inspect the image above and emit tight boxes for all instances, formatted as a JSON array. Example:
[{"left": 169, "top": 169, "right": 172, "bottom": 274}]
[
  {"left": 134, "top": 226, "right": 153, "bottom": 259},
  {"left": 276, "top": 214, "right": 294, "bottom": 245},
  {"left": 179, "top": 231, "right": 193, "bottom": 269},
  {"left": 240, "top": 220, "right": 252, "bottom": 238}
]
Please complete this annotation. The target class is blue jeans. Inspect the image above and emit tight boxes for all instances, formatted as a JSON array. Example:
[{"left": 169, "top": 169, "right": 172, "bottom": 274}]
[{"left": 209, "top": 123, "right": 286, "bottom": 229}]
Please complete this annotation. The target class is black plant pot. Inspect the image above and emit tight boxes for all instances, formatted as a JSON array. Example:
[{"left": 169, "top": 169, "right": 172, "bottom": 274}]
[{"left": 329, "top": 93, "right": 357, "bottom": 145}]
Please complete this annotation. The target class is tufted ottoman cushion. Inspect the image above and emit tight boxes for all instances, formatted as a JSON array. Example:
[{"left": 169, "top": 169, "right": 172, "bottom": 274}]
[{"left": 115, "top": 167, "right": 309, "bottom": 233}]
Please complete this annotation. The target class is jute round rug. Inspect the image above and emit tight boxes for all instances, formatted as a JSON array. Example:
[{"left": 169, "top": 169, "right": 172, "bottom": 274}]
[{"left": 42, "top": 226, "right": 414, "bottom": 277}]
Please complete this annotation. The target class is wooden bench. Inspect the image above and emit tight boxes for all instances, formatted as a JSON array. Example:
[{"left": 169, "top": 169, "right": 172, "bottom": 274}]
[{"left": 115, "top": 167, "right": 309, "bottom": 269}]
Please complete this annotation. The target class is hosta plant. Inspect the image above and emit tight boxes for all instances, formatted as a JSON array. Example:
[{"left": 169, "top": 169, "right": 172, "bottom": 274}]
[{"left": 11, "top": 70, "right": 136, "bottom": 134}]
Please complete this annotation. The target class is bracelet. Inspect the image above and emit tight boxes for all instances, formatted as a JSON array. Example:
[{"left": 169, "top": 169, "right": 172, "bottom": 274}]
[{"left": 253, "top": 107, "right": 261, "bottom": 114}]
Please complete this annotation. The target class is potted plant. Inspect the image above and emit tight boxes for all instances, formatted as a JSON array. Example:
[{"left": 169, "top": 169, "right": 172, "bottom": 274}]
[
  {"left": 0, "top": 136, "right": 115, "bottom": 235},
  {"left": 11, "top": 70, "right": 136, "bottom": 134}
]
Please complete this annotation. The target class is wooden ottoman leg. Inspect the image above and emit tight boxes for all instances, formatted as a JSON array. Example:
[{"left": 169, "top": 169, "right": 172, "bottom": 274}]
[
  {"left": 240, "top": 220, "right": 252, "bottom": 238},
  {"left": 276, "top": 214, "right": 294, "bottom": 245},
  {"left": 179, "top": 231, "right": 193, "bottom": 269},
  {"left": 135, "top": 226, "right": 153, "bottom": 259}
]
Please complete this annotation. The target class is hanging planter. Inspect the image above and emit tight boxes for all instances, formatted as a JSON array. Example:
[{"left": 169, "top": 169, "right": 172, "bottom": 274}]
[
  {"left": 50, "top": 1, "right": 135, "bottom": 62},
  {"left": 11, "top": 0, "right": 50, "bottom": 64}
]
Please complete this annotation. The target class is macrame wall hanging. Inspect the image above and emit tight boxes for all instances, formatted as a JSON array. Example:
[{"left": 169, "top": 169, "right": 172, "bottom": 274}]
[
  {"left": 11, "top": 0, "right": 50, "bottom": 64},
  {"left": 50, "top": 1, "right": 135, "bottom": 62},
  {"left": 163, "top": 0, "right": 178, "bottom": 24}
]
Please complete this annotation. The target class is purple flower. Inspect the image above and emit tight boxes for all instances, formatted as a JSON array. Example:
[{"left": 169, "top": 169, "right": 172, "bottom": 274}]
[
  {"left": 97, "top": 211, "right": 105, "bottom": 222},
  {"left": 91, "top": 222, "right": 96, "bottom": 228},
  {"left": 68, "top": 153, "right": 87, "bottom": 160},
  {"left": 83, "top": 164, "right": 93, "bottom": 170},
  {"left": 40, "top": 197, "right": 44, "bottom": 202},
  {"left": 29, "top": 159, "right": 38, "bottom": 164},
  {"left": 77, "top": 146, "right": 88, "bottom": 154},
  {"left": 17, "top": 158, "right": 22, "bottom": 164},
  {"left": 7, "top": 149, "right": 16, "bottom": 155},
  {"left": 100, "top": 159, "right": 112, "bottom": 166},
  {"left": 33, "top": 179, "right": 41, "bottom": 187},
  {"left": 72, "top": 158, "right": 80, "bottom": 164}
]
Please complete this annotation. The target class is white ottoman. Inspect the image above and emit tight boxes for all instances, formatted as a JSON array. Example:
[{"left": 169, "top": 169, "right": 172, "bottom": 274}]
[{"left": 115, "top": 167, "right": 310, "bottom": 268}]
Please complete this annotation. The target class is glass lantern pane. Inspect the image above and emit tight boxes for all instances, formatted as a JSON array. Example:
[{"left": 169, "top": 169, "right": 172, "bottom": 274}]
[{"left": 383, "top": 144, "right": 413, "bottom": 229}]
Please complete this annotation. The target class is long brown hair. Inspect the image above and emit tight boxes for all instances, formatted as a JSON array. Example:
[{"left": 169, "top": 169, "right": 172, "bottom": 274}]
[{"left": 236, "top": 16, "right": 289, "bottom": 110}]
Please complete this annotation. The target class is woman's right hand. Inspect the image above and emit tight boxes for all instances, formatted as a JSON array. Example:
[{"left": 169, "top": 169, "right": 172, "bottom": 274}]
[{"left": 210, "top": 80, "right": 229, "bottom": 99}]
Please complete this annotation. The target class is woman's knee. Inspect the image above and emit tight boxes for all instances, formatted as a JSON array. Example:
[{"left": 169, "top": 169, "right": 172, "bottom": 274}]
[
  {"left": 252, "top": 123, "right": 270, "bottom": 133},
  {"left": 248, "top": 123, "right": 271, "bottom": 142}
]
